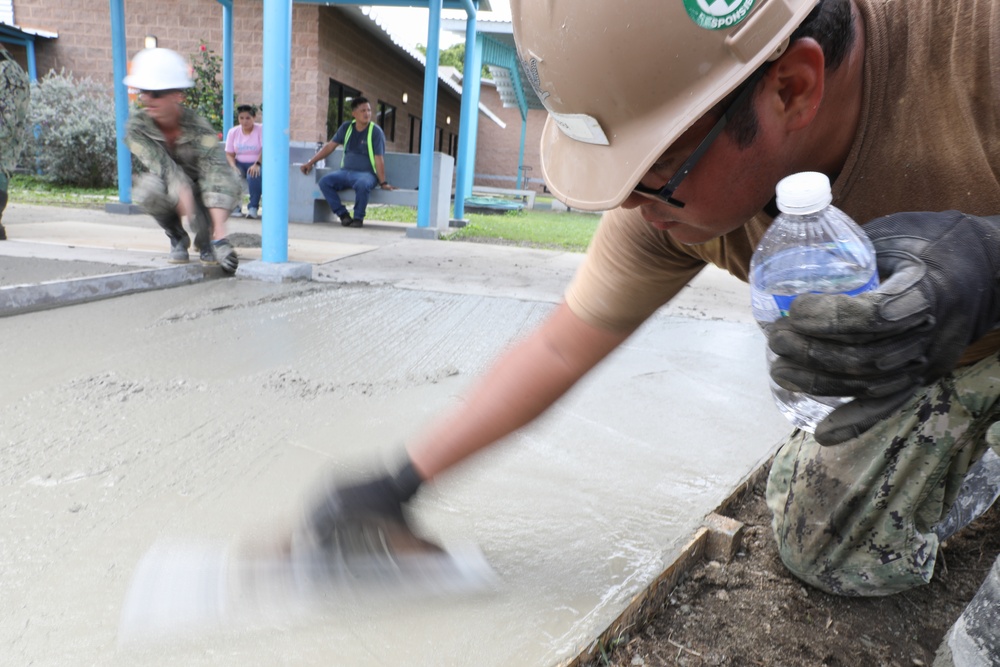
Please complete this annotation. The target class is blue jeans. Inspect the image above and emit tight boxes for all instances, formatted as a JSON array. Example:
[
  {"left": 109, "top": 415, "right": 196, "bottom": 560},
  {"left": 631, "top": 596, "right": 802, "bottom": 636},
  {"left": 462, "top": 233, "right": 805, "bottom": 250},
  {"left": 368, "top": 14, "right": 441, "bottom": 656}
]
[
  {"left": 318, "top": 169, "right": 377, "bottom": 221},
  {"left": 234, "top": 160, "right": 262, "bottom": 209}
]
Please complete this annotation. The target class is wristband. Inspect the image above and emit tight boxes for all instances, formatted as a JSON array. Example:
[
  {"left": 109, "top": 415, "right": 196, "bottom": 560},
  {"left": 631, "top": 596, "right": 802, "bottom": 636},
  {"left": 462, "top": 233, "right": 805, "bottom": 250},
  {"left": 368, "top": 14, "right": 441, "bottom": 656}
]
[{"left": 380, "top": 181, "right": 388, "bottom": 186}]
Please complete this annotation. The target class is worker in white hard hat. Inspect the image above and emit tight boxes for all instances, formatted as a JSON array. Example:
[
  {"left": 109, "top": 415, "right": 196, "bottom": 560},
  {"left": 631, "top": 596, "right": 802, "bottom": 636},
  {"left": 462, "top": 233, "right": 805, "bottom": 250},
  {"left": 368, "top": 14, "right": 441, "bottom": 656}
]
[
  {"left": 296, "top": 1, "right": 1000, "bottom": 659},
  {"left": 123, "top": 47, "right": 240, "bottom": 272}
]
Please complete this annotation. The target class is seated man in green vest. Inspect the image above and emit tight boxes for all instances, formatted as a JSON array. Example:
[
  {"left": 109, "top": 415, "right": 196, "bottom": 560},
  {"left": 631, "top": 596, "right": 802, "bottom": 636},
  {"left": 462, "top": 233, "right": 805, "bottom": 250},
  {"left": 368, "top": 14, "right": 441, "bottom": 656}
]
[{"left": 299, "top": 96, "right": 395, "bottom": 228}]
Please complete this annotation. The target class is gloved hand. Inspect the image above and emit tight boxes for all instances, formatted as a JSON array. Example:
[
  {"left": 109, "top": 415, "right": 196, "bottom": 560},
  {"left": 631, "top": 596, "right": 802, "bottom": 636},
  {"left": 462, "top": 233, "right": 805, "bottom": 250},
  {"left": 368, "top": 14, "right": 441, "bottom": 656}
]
[
  {"left": 211, "top": 238, "right": 239, "bottom": 274},
  {"left": 306, "top": 458, "right": 424, "bottom": 548},
  {"left": 766, "top": 210, "right": 1000, "bottom": 446}
]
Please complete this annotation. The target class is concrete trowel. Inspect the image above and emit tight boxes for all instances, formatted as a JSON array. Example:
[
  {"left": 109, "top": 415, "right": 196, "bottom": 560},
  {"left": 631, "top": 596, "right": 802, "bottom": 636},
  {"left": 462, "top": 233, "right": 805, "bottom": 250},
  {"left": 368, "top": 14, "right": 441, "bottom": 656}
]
[{"left": 117, "top": 517, "right": 497, "bottom": 645}]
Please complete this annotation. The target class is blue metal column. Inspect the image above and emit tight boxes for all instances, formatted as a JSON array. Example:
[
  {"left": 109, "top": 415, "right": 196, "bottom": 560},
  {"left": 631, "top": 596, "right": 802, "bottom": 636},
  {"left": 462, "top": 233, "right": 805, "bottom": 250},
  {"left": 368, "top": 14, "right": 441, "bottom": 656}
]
[
  {"left": 415, "top": 0, "right": 443, "bottom": 229},
  {"left": 261, "top": 0, "right": 292, "bottom": 262},
  {"left": 518, "top": 110, "right": 527, "bottom": 187},
  {"left": 24, "top": 40, "right": 37, "bottom": 81},
  {"left": 220, "top": 0, "right": 234, "bottom": 137},
  {"left": 452, "top": 13, "right": 482, "bottom": 221},
  {"left": 109, "top": 0, "right": 132, "bottom": 204}
]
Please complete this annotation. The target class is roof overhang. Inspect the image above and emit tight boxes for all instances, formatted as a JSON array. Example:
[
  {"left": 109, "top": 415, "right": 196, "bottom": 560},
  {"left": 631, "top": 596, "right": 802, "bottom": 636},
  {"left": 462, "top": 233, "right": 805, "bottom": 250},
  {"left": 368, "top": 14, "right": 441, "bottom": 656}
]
[{"left": 0, "top": 21, "right": 59, "bottom": 43}]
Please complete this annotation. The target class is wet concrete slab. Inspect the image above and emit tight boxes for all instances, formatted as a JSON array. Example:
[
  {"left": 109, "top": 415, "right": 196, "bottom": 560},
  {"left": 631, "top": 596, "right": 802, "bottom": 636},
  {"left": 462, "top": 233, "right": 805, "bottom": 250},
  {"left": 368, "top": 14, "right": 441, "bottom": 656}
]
[
  {"left": 0, "top": 280, "right": 791, "bottom": 667},
  {"left": 0, "top": 204, "right": 792, "bottom": 666}
]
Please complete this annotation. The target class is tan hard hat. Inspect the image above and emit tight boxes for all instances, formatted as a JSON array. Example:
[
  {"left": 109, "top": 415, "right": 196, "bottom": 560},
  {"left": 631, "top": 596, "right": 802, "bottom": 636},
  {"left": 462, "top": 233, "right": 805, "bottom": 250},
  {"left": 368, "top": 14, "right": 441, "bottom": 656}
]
[
  {"left": 123, "top": 48, "right": 194, "bottom": 91},
  {"left": 511, "top": 0, "right": 820, "bottom": 211}
]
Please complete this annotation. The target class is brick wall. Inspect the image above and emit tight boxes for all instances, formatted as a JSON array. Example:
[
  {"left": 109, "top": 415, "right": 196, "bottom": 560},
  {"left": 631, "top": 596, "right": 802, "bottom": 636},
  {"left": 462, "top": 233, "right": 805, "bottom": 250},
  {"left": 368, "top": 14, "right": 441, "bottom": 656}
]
[
  {"left": 474, "top": 83, "right": 547, "bottom": 192},
  {"left": 13, "top": 0, "right": 463, "bottom": 146},
  {"left": 314, "top": 8, "right": 461, "bottom": 152}
]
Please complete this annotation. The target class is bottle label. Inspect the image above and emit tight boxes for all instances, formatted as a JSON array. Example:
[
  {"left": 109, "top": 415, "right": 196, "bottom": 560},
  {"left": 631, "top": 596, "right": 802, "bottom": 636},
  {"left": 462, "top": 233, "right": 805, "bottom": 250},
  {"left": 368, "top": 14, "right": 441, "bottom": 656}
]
[{"left": 754, "top": 271, "right": 879, "bottom": 321}]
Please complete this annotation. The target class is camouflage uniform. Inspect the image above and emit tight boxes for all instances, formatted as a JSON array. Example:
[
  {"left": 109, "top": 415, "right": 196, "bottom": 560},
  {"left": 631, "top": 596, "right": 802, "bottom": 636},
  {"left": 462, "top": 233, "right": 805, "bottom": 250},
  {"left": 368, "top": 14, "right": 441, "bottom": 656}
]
[
  {"left": 0, "top": 47, "right": 31, "bottom": 241},
  {"left": 125, "top": 106, "right": 239, "bottom": 254},
  {"left": 768, "top": 353, "right": 1000, "bottom": 596}
]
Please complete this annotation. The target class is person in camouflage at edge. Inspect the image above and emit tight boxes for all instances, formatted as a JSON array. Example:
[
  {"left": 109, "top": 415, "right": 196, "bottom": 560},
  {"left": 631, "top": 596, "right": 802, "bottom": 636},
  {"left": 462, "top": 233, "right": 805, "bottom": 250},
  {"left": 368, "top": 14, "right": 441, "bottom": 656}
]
[
  {"left": 0, "top": 44, "right": 31, "bottom": 241},
  {"left": 123, "top": 47, "right": 239, "bottom": 273}
]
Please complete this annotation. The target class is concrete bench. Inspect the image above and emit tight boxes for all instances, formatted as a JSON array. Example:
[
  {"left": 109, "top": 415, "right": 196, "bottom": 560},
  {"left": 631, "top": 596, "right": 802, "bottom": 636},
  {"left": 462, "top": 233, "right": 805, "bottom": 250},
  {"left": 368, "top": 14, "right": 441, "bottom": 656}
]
[
  {"left": 469, "top": 185, "right": 536, "bottom": 210},
  {"left": 288, "top": 146, "right": 454, "bottom": 232}
]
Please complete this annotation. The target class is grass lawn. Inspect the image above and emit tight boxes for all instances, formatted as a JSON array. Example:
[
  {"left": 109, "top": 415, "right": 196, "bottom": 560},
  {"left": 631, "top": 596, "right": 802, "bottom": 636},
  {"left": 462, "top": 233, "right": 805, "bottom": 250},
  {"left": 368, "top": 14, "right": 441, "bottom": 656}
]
[
  {"left": 8, "top": 179, "right": 601, "bottom": 253},
  {"left": 9, "top": 174, "right": 119, "bottom": 209},
  {"left": 444, "top": 209, "right": 600, "bottom": 253}
]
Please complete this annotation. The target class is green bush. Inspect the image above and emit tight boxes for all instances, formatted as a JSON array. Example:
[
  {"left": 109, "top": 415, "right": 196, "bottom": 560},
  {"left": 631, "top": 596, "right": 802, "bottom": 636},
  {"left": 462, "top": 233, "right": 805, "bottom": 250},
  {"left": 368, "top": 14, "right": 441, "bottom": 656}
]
[
  {"left": 186, "top": 41, "right": 227, "bottom": 134},
  {"left": 29, "top": 70, "right": 117, "bottom": 188}
]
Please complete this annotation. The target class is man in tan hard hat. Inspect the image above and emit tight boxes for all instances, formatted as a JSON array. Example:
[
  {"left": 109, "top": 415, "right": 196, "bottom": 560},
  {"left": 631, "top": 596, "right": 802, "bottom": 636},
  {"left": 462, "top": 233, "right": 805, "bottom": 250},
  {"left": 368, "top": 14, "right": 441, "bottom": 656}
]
[
  {"left": 124, "top": 47, "right": 241, "bottom": 273},
  {"left": 296, "top": 0, "right": 1000, "bottom": 657}
]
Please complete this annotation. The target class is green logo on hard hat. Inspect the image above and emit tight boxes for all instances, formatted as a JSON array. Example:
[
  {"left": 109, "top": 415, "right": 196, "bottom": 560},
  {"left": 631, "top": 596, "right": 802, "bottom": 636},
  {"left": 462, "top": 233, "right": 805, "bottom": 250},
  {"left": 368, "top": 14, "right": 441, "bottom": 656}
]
[{"left": 684, "top": 0, "right": 756, "bottom": 30}]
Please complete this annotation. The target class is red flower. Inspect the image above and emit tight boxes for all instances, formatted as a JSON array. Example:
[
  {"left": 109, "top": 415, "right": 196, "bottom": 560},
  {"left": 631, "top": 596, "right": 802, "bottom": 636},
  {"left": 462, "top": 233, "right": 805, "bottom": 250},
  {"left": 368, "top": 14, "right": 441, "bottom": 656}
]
[
  {"left": 200, "top": 45, "right": 207, "bottom": 52},
  {"left": 217, "top": 132, "right": 222, "bottom": 139}
]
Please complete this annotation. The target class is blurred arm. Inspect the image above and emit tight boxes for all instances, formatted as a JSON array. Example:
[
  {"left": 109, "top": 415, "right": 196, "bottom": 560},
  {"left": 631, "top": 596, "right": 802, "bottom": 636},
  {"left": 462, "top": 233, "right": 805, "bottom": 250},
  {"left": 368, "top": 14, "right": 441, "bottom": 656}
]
[{"left": 406, "top": 302, "right": 632, "bottom": 479}]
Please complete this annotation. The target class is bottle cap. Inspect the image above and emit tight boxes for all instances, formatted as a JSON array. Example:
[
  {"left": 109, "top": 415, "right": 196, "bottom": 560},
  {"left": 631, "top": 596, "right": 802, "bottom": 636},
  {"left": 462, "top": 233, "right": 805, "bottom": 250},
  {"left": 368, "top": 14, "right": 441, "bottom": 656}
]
[{"left": 775, "top": 172, "right": 833, "bottom": 214}]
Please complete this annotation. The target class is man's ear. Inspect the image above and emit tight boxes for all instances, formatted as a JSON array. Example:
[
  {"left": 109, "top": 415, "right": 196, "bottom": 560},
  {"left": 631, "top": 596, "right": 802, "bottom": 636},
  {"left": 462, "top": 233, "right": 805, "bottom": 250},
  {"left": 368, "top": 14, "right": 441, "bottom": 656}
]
[{"left": 763, "top": 38, "right": 825, "bottom": 132}]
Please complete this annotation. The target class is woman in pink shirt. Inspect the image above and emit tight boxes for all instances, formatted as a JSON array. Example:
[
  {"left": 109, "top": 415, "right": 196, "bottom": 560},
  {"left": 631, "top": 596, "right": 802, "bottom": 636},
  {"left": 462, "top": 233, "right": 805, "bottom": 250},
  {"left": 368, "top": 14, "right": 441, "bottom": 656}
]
[{"left": 225, "top": 104, "right": 262, "bottom": 218}]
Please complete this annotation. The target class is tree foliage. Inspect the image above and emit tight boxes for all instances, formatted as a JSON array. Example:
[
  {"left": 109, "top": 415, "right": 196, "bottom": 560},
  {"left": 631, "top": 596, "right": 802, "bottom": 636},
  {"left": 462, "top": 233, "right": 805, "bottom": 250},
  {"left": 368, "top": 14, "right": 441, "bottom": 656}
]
[
  {"left": 415, "top": 43, "right": 491, "bottom": 79},
  {"left": 185, "top": 41, "right": 227, "bottom": 134}
]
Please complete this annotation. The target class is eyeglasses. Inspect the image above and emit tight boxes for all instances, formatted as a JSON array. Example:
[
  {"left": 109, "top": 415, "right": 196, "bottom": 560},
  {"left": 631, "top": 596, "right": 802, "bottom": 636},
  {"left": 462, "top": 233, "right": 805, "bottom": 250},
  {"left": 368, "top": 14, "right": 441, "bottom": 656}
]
[
  {"left": 632, "top": 67, "right": 767, "bottom": 209},
  {"left": 139, "top": 89, "right": 177, "bottom": 99}
]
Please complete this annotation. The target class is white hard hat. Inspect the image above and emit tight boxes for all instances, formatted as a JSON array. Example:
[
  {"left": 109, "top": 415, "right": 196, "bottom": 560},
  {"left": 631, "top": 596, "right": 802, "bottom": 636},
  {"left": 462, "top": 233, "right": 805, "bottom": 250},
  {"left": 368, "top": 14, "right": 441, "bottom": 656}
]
[
  {"left": 123, "top": 48, "right": 193, "bottom": 90},
  {"left": 512, "top": 0, "right": 820, "bottom": 210}
]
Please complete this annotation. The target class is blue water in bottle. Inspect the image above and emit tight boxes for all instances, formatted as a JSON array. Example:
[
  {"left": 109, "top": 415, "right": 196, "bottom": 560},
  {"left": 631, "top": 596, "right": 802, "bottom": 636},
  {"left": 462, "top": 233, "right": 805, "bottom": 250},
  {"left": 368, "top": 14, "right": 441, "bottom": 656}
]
[{"left": 749, "top": 172, "right": 878, "bottom": 433}]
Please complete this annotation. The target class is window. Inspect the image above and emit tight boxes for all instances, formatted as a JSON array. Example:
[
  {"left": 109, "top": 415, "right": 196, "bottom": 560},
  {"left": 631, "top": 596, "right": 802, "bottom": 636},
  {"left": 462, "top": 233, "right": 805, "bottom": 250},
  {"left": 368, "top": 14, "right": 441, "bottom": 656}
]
[
  {"left": 408, "top": 114, "right": 421, "bottom": 153},
  {"left": 437, "top": 126, "right": 444, "bottom": 152},
  {"left": 377, "top": 101, "right": 396, "bottom": 142},
  {"left": 449, "top": 132, "right": 457, "bottom": 157},
  {"left": 327, "top": 78, "right": 362, "bottom": 140}
]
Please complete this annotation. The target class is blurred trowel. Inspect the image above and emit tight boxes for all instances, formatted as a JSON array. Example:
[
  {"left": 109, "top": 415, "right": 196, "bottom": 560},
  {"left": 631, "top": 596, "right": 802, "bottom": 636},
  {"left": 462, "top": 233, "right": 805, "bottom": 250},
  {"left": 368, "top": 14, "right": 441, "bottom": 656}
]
[{"left": 118, "top": 517, "right": 497, "bottom": 645}]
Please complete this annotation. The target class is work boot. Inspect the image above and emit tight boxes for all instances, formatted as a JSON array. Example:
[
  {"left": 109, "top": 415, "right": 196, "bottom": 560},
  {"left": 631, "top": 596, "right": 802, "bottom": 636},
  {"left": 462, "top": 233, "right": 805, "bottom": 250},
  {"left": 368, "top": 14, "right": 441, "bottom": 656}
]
[
  {"left": 339, "top": 213, "right": 354, "bottom": 227},
  {"left": 212, "top": 238, "right": 239, "bottom": 274},
  {"left": 0, "top": 222, "right": 6, "bottom": 241},
  {"left": 199, "top": 245, "right": 217, "bottom": 265},
  {"left": 349, "top": 218, "right": 364, "bottom": 228},
  {"left": 168, "top": 231, "right": 191, "bottom": 264}
]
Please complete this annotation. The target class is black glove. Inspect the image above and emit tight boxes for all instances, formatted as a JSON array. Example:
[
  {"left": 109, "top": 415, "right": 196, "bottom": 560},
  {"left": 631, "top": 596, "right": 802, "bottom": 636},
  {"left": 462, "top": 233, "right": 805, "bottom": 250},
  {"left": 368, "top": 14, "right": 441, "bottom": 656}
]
[
  {"left": 767, "top": 210, "right": 1000, "bottom": 446},
  {"left": 307, "top": 459, "right": 424, "bottom": 548}
]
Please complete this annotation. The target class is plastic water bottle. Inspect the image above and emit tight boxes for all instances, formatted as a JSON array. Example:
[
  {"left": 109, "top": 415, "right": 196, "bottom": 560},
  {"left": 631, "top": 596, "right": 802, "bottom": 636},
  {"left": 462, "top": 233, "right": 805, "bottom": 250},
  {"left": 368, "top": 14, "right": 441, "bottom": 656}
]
[{"left": 749, "top": 172, "right": 879, "bottom": 432}]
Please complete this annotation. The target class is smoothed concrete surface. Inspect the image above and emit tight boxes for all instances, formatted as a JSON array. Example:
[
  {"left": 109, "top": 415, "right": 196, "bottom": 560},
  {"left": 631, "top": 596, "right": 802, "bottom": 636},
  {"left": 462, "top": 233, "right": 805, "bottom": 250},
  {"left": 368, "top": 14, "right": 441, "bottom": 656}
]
[{"left": 0, "top": 204, "right": 791, "bottom": 666}]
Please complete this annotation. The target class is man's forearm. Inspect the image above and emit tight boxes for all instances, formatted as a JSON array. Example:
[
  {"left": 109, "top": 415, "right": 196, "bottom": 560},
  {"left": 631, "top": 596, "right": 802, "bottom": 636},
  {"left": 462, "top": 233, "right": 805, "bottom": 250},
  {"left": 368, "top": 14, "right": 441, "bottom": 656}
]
[
  {"left": 305, "top": 143, "right": 336, "bottom": 168},
  {"left": 375, "top": 156, "right": 387, "bottom": 184}
]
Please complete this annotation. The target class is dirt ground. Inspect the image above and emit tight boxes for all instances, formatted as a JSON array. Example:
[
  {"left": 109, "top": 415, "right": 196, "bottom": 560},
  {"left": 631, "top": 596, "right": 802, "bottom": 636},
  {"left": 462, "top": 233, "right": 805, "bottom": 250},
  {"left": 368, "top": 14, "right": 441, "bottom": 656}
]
[{"left": 590, "top": 467, "right": 1000, "bottom": 667}]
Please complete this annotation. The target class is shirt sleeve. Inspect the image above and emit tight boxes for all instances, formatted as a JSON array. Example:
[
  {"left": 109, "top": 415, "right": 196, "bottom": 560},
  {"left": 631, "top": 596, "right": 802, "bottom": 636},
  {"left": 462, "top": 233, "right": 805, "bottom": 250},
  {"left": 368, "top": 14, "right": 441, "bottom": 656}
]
[
  {"left": 253, "top": 124, "right": 263, "bottom": 154},
  {"left": 565, "top": 206, "right": 707, "bottom": 332},
  {"left": 194, "top": 123, "right": 241, "bottom": 208},
  {"left": 331, "top": 122, "right": 349, "bottom": 145},
  {"left": 125, "top": 113, "right": 190, "bottom": 201},
  {"left": 372, "top": 126, "right": 386, "bottom": 156},
  {"left": 224, "top": 127, "right": 237, "bottom": 154}
]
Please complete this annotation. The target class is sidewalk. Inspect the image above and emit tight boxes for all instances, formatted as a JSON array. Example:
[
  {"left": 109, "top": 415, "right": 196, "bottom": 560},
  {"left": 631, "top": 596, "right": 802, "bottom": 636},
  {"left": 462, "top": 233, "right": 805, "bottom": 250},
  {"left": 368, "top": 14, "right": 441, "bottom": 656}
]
[
  {"left": 0, "top": 203, "right": 788, "bottom": 667},
  {"left": 0, "top": 202, "right": 756, "bottom": 323}
]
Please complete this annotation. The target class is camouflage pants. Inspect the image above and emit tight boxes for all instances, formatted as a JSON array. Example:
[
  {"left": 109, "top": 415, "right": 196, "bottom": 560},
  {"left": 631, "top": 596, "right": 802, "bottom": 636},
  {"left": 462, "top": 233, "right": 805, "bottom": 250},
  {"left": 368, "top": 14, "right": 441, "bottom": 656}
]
[
  {"left": 133, "top": 173, "right": 213, "bottom": 253},
  {"left": 0, "top": 170, "right": 7, "bottom": 221},
  {"left": 767, "top": 353, "right": 1000, "bottom": 596}
]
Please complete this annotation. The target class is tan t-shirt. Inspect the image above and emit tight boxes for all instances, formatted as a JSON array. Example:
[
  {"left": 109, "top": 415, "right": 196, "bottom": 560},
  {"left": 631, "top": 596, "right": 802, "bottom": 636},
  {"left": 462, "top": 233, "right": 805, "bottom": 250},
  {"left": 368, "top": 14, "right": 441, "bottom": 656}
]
[{"left": 566, "top": 0, "right": 1000, "bottom": 365}]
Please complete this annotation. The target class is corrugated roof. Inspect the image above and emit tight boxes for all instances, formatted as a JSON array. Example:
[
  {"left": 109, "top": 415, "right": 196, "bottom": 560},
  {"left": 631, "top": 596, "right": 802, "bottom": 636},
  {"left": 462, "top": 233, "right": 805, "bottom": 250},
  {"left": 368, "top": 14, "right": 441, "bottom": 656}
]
[{"left": 347, "top": 6, "right": 504, "bottom": 126}]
